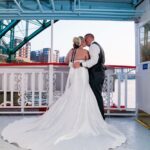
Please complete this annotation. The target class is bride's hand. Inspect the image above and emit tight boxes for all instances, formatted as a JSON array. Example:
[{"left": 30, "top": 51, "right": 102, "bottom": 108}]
[{"left": 73, "top": 62, "right": 80, "bottom": 68}]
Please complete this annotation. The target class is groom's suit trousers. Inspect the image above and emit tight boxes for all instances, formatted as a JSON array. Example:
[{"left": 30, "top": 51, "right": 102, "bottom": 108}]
[{"left": 89, "top": 71, "right": 105, "bottom": 120}]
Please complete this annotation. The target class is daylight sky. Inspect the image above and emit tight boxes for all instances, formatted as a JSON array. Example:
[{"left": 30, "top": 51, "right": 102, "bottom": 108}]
[{"left": 30, "top": 20, "right": 135, "bottom": 66}]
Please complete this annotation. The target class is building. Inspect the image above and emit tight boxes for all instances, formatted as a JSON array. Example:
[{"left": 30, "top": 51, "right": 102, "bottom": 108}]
[
  {"left": 41, "top": 48, "right": 49, "bottom": 62},
  {"left": 31, "top": 48, "right": 60, "bottom": 63},
  {"left": 15, "top": 38, "right": 31, "bottom": 62},
  {"left": 54, "top": 50, "right": 60, "bottom": 62},
  {"left": 59, "top": 56, "right": 65, "bottom": 63}
]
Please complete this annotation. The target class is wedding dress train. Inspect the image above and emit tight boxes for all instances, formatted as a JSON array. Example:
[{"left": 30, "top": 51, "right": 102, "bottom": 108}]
[{"left": 1, "top": 61, "right": 126, "bottom": 150}]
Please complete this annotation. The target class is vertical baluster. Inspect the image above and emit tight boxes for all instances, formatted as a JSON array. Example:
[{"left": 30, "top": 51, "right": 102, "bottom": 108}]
[
  {"left": 107, "top": 74, "right": 110, "bottom": 115},
  {"left": 31, "top": 72, "right": 35, "bottom": 106},
  {"left": 25, "top": 73, "right": 28, "bottom": 94},
  {"left": 21, "top": 73, "right": 25, "bottom": 113},
  {"left": 10, "top": 73, "right": 14, "bottom": 106},
  {"left": 48, "top": 65, "right": 53, "bottom": 107},
  {"left": 125, "top": 72, "right": 128, "bottom": 109},
  {"left": 61, "top": 72, "right": 64, "bottom": 95},
  {"left": 118, "top": 72, "right": 121, "bottom": 109},
  {"left": 39, "top": 72, "right": 42, "bottom": 106},
  {"left": 24, "top": 73, "right": 28, "bottom": 107},
  {"left": 3, "top": 73, "right": 7, "bottom": 107}
]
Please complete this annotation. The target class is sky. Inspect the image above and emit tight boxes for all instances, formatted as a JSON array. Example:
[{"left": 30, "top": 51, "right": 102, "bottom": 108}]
[{"left": 29, "top": 20, "right": 135, "bottom": 66}]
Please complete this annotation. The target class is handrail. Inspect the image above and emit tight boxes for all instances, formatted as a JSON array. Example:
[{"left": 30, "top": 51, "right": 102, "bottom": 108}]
[{"left": 0, "top": 62, "right": 136, "bottom": 68}]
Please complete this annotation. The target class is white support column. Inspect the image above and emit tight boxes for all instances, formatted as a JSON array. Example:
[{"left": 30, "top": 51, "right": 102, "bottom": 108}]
[
  {"left": 48, "top": 20, "right": 54, "bottom": 106},
  {"left": 135, "top": 22, "right": 140, "bottom": 67},
  {"left": 48, "top": 20, "right": 54, "bottom": 63},
  {"left": 135, "top": 22, "right": 140, "bottom": 116}
]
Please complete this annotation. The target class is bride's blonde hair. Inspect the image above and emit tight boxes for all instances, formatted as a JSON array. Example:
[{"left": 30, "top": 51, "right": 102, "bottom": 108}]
[{"left": 73, "top": 36, "right": 83, "bottom": 48}]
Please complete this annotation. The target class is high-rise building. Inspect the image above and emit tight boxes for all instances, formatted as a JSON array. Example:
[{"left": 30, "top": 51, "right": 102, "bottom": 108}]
[
  {"left": 30, "top": 50, "right": 41, "bottom": 62},
  {"left": 41, "top": 48, "right": 49, "bottom": 62},
  {"left": 59, "top": 56, "right": 65, "bottom": 63},
  {"left": 0, "top": 40, "right": 8, "bottom": 63},
  {"left": 54, "top": 50, "right": 60, "bottom": 62},
  {"left": 15, "top": 38, "right": 31, "bottom": 62},
  {"left": 31, "top": 48, "right": 60, "bottom": 63}
]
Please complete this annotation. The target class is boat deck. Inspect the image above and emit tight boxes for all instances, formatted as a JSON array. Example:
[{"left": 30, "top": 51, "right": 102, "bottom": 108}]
[{"left": 0, "top": 116, "right": 150, "bottom": 150}]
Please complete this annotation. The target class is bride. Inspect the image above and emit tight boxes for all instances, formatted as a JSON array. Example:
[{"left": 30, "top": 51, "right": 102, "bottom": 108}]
[{"left": 1, "top": 36, "right": 126, "bottom": 150}]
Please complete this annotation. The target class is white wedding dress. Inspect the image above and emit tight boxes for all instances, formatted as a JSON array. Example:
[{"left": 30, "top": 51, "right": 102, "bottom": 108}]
[{"left": 1, "top": 60, "right": 126, "bottom": 150}]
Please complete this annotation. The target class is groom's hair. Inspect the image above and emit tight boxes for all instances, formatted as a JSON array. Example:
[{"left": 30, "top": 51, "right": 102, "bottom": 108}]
[{"left": 85, "top": 33, "right": 94, "bottom": 39}]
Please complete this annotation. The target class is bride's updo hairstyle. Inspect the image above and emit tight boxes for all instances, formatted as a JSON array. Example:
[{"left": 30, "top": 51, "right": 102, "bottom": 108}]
[{"left": 73, "top": 36, "right": 83, "bottom": 49}]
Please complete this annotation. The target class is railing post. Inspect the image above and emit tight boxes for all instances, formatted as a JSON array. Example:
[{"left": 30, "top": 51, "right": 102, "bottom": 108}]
[
  {"left": 21, "top": 73, "right": 25, "bottom": 113},
  {"left": 118, "top": 72, "right": 121, "bottom": 110},
  {"left": 39, "top": 72, "right": 42, "bottom": 106},
  {"left": 31, "top": 72, "right": 35, "bottom": 106},
  {"left": 48, "top": 65, "right": 53, "bottom": 106},
  {"left": 61, "top": 72, "right": 64, "bottom": 95},
  {"left": 124, "top": 72, "right": 128, "bottom": 109},
  {"left": 3, "top": 72, "right": 7, "bottom": 107},
  {"left": 106, "top": 74, "right": 111, "bottom": 115},
  {"left": 10, "top": 73, "right": 14, "bottom": 106}
]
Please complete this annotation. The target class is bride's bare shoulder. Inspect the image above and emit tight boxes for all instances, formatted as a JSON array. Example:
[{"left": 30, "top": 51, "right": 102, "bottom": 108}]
[
  {"left": 82, "top": 49, "right": 90, "bottom": 60},
  {"left": 79, "top": 48, "right": 88, "bottom": 52},
  {"left": 83, "top": 49, "right": 89, "bottom": 54}
]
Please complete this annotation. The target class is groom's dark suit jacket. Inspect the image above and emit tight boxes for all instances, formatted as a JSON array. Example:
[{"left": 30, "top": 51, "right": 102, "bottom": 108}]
[
  {"left": 88, "top": 42, "right": 106, "bottom": 119},
  {"left": 88, "top": 42, "right": 105, "bottom": 80}
]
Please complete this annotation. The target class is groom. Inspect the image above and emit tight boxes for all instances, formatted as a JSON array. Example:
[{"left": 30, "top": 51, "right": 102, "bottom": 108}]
[{"left": 73, "top": 33, "right": 105, "bottom": 120}]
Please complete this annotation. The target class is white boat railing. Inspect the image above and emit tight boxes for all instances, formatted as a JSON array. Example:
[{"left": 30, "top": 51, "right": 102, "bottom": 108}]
[{"left": 0, "top": 63, "right": 136, "bottom": 116}]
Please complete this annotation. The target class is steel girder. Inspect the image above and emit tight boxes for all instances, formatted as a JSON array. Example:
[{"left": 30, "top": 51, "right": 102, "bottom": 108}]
[
  {"left": 0, "top": 20, "right": 20, "bottom": 39},
  {"left": 12, "top": 20, "right": 58, "bottom": 54},
  {"left": 0, "top": 20, "right": 58, "bottom": 62},
  {"left": 0, "top": 0, "right": 144, "bottom": 21}
]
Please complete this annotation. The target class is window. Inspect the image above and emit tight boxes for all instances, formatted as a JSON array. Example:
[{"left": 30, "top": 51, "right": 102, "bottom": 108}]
[{"left": 140, "top": 21, "right": 150, "bottom": 62}]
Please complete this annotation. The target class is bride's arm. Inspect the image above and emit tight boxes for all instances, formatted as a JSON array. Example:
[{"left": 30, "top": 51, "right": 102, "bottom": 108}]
[{"left": 65, "top": 49, "right": 72, "bottom": 64}]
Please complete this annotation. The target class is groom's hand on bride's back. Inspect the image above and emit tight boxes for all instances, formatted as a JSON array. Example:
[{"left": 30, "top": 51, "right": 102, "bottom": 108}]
[{"left": 73, "top": 62, "right": 80, "bottom": 68}]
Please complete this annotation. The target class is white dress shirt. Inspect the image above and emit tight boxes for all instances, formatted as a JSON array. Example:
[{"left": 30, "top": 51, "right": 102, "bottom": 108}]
[{"left": 82, "top": 41, "right": 100, "bottom": 68}]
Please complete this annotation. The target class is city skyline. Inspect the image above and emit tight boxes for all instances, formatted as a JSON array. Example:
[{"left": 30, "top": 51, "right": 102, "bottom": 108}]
[
  {"left": 31, "top": 48, "right": 60, "bottom": 63},
  {"left": 30, "top": 20, "right": 135, "bottom": 66}
]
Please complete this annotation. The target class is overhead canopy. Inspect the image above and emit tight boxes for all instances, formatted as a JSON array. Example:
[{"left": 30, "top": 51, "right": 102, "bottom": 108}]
[{"left": 0, "top": 0, "right": 144, "bottom": 20}]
